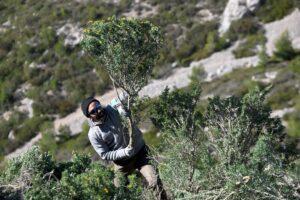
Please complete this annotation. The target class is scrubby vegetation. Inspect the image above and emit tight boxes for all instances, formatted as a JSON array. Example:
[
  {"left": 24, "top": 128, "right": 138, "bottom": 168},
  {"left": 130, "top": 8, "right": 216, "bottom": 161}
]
[
  {"left": 149, "top": 85, "right": 299, "bottom": 199},
  {"left": 1, "top": 86, "right": 299, "bottom": 199},
  {"left": 255, "top": 0, "right": 299, "bottom": 23},
  {"left": 0, "top": 146, "right": 142, "bottom": 199}
]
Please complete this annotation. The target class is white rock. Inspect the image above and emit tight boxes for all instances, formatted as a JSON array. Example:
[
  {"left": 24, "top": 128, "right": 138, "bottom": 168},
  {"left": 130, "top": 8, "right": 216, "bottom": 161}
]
[
  {"left": 8, "top": 130, "right": 15, "bottom": 141},
  {"left": 271, "top": 108, "right": 295, "bottom": 118},
  {"left": 29, "top": 62, "right": 36, "bottom": 68},
  {"left": 2, "top": 20, "right": 11, "bottom": 27},
  {"left": 122, "top": 2, "right": 158, "bottom": 19},
  {"left": 247, "top": 0, "right": 260, "bottom": 12},
  {"left": 252, "top": 71, "right": 278, "bottom": 83},
  {"left": 16, "top": 98, "right": 34, "bottom": 118},
  {"left": 47, "top": 90, "right": 54, "bottom": 96},
  {"left": 264, "top": 9, "right": 300, "bottom": 55},
  {"left": 3, "top": 111, "right": 12, "bottom": 121},
  {"left": 197, "top": 9, "right": 217, "bottom": 22},
  {"left": 171, "top": 62, "right": 178, "bottom": 68},
  {"left": 56, "top": 23, "right": 83, "bottom": 48},
  {"left": 265, "top": 71, "right": 278, "bottom": 80},
  {"left": 219, "top": 0, "right": 262, "bottom": 35}
]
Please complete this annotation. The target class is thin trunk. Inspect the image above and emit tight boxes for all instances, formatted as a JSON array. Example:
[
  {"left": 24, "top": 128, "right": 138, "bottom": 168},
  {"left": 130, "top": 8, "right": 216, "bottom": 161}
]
[{"left": 109, "top": 75, "right": 136, "bottom": 148}]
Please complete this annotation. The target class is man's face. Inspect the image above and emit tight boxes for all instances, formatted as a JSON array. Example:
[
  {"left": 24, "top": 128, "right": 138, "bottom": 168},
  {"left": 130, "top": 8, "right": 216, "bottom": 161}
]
[{"left": 88, "top": 101, "right": 106, "bottom": 123}]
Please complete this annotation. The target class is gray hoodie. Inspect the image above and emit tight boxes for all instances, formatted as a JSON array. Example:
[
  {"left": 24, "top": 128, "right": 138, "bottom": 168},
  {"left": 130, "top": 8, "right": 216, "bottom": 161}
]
[{"left": 87, "top": 103, "right": 144, "bottom": 161}]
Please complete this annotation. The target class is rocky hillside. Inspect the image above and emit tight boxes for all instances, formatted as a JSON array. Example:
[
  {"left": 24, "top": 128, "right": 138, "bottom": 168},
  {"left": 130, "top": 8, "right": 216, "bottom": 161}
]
[{"left": 0, "top": 0, "right": 300, "bottom": 161}]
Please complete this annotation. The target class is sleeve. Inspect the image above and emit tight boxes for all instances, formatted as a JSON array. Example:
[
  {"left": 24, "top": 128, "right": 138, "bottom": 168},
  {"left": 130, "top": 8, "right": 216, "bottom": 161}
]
[{"left": 88, "top": 130, "right": 128, "bottom": 161}]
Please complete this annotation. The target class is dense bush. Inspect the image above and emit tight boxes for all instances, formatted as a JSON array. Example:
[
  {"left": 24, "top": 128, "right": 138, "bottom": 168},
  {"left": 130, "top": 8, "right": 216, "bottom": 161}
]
[
  {"left": 149, "top": 85, "right": 299, "bottom": 199},
  {"left": 0, "top": 146, "right": 142, "bottom": 200},
  {"left": 255, "top": 0, "right": 296, "bottom": 23}
]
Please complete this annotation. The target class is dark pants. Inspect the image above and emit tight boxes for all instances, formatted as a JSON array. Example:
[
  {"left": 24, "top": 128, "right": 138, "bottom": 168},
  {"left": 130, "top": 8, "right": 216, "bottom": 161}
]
[{"left": 113, "top": 145, "right": 167, "bottom": 199}]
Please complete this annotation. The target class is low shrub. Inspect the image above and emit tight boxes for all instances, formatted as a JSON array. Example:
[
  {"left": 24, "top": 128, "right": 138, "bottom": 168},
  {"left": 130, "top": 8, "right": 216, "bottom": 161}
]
[
  {"left": 274, "top": 31, "right": 297, "bottom": 61},
  {"left": 288, "top": 56, "right": 300, "bottom": 74},
  {"left": 0, "top": 146, "right": 142, "bottom": 200},
  {"left": 233, "top": 34, "right": 266, "bottom": 58},
  {"left": 226, "top": 17, "right": 261, "bottom": 41}
]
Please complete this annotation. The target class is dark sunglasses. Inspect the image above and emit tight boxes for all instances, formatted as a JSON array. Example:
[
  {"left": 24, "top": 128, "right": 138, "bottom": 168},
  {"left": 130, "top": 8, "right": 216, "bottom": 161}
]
[{"left": 89, "top": 103, "right": 103, "bottom": 115}]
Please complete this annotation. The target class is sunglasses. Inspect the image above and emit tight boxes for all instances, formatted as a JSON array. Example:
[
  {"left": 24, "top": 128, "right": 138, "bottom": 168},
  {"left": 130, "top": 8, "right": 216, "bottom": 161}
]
[{"left": 89, "top": 103, "right": 103, "bottom": 116}]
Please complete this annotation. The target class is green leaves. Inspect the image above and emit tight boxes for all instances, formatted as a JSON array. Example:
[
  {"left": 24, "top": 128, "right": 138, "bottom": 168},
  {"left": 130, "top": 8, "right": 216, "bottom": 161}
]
[
  {"left": 0, "top": 146, "right": 142, "bottom": 199},
  {"left": 205, "top": 86, "right": 284, "bottom": 165},
  {"left": 150, "top": 86, "right": 298, "bottom": 199},
  {"left": 150, "top": 85, "right": 202, "bottom": 136},
  {"left": 81, "top": 17, "right": 163, "bottom": 97}
]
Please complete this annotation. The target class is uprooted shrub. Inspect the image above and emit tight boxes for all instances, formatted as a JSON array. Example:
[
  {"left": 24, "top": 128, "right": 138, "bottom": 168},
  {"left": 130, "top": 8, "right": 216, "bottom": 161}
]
[{"left": 150, "top": 85, "right": 299, "bottom": 199}]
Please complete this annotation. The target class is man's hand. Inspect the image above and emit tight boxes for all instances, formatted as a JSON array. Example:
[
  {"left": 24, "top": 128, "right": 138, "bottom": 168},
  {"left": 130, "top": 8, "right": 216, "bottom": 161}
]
[{"left": 124, "top": 146, "right": 134, "bottom": 157}]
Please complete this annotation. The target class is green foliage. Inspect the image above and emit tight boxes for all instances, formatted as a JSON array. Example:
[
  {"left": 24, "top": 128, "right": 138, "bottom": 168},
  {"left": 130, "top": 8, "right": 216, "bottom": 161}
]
[
  {"left": 176, "top": 22, "right": 230, "bottom": 65},
  {"left": 255, "top": 0, "right": 296, "bottom": 23},
  {"left": 274, "top": 31, "right": 297, "bottom": 60},
  {"left": 257, "top": 45, "right": 269, "bottom": 68},
  {"left": 81, "top": 17, "right": 163, "bottom": 97},
  {"left": 150, "top": 84, "right": 203, "bottom": 136},
  {"left": 205, "top": 86, "right": 284, "bottom": 164},
  {"left": 288, "top": 56, "right": 300, "bottom": 74},
  {"left": 189, "top": 65, "right": 207, "bottom": 85},
  {"left": 227, "top": 17, "right": 261, "bottom": 41},
  {"left": 284, "top": 96, "right": 300, "bottom": 138},
  {"left": 150, "top": 86, "right": 298, "bottom": 199},
  {"left": 0, "top": 146, "right": 142, "bottom": 199},
  {"left": 233, "top": 34, "right": 266, "bottom": 59},
  {"left": 267, "top": 84, "right": 298, "bottom": 109}
]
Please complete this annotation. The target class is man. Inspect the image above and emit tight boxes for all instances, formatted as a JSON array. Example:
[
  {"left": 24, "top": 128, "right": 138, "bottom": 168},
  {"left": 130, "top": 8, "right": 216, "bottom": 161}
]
[{"left": 81, "top": 95, "right": 167, "bottom": 199}]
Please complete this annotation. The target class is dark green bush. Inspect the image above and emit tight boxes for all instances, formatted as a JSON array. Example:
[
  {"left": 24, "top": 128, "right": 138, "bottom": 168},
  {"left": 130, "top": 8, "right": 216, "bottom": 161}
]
[
  {"left": 274, "top": 31, "right": 297, "bottom": 60},
  {"left": 255, "top": 0, "right": 296, "bottom": 23}
]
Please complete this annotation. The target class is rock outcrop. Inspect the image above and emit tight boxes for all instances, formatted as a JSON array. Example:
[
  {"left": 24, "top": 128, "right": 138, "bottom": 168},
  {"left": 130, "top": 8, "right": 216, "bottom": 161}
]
[{"left": 219, "top": 0, "right": 261, "bottom": 35}]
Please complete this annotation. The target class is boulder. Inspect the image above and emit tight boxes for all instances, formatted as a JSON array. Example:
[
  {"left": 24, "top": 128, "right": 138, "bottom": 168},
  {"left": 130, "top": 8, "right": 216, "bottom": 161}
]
[{"left": 219, "top": 0, "right": 261, "bottom": 35}]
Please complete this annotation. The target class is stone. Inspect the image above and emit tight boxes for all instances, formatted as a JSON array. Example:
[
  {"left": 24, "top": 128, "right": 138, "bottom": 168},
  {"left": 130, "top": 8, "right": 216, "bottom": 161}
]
[
  {"left": 3, "top": 111, "right": 12, "bottom": 121},
  {"left": 219, "top": 0, "right": 262, "bottom": 35},
  {"left": 56, "top": 23, "right": 83, "bottom": 48},
  {"left": 8, "top": 130, "right": 15, "bottom": 141},
  {"left": 197, "top": 9, "right": 218, "bottom": 22},
  {"left": 122, "top": 2, "right": 158, "bottom": 19}
]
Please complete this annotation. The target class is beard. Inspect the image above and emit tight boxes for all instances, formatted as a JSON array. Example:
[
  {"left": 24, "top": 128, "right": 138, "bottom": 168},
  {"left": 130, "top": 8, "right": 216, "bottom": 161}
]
[{"left": 94, "top": 109, "right": 107, "bottom": 123}]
